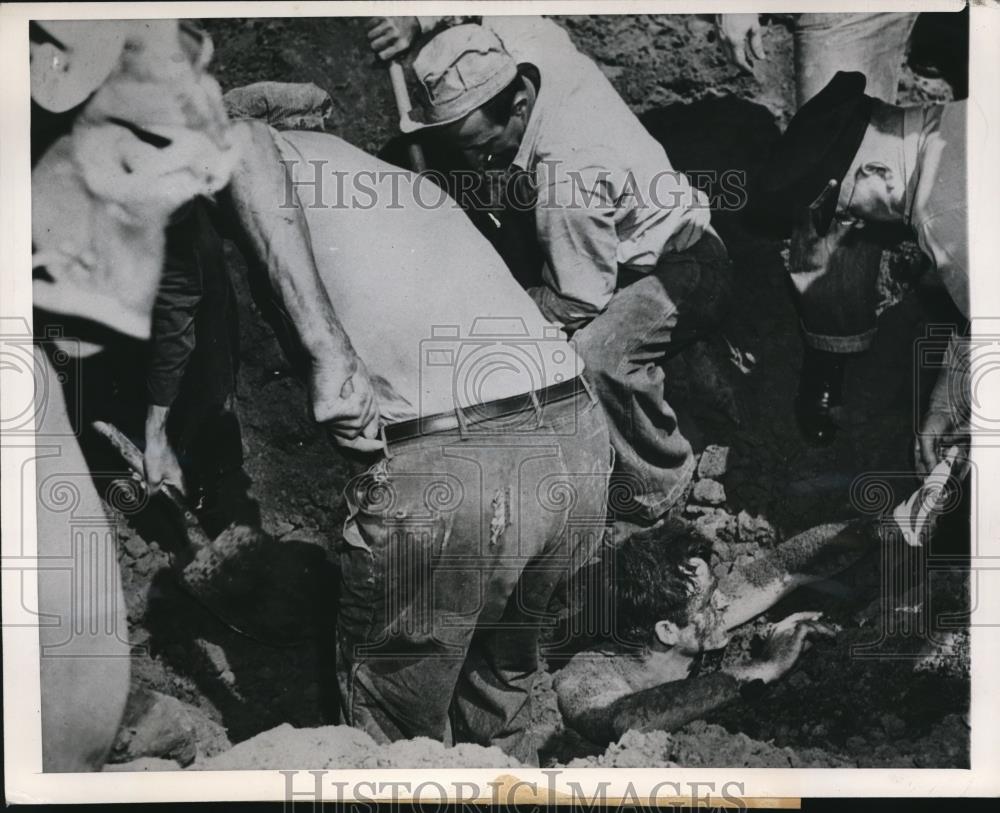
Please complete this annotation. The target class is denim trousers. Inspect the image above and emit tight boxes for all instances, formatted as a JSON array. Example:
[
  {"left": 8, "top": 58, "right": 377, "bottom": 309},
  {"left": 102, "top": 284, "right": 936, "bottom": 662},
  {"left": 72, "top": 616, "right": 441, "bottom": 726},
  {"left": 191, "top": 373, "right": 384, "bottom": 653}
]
[
  {"left": 336, "top": 386, "right": 611, "bottom": 764},
  {"left": 571, "top": 230, "right": 733, "bottom": 525},
  {"left": 790, "top": 12, "right": 918, "bottom": 352}
]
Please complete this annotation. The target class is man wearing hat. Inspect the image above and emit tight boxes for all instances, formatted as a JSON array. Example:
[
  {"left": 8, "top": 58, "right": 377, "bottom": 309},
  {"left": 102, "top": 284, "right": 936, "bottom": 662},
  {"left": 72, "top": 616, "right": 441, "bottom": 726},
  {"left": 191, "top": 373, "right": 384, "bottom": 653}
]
[
  {"left": 368, "top": 16, "right": 732, "bottom": 531},
  {"left": 29, "top": 18, "right": 237, "bottom": 771},
  {"left": 756, "top": 71, "right": 968, "bottom": 474}
]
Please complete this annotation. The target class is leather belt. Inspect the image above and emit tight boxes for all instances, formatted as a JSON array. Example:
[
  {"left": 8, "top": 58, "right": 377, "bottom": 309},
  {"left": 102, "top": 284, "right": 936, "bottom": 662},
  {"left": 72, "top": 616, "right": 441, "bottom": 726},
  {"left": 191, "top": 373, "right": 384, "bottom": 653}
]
[{"left": 383, "top": 376, "right": 589, "bottom": 446}]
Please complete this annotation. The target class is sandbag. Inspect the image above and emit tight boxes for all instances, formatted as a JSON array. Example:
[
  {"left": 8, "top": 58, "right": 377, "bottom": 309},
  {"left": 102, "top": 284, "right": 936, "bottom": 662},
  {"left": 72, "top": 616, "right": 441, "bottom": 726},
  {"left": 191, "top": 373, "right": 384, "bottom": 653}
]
[{"left": 223, "top": 81, "right": 332, "bottom": 131}]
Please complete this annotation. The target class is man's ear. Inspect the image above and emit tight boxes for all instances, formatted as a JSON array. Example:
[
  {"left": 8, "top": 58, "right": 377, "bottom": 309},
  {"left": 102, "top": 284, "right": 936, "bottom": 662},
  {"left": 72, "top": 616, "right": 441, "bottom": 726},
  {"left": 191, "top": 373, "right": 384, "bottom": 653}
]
[
  {"left": 654, "top": 620, "right": 680, "bottom": 647},
  {"left": 511, "top": 81, "right": 532, "bottom": 123},
  {"left": 859, "top": 161, "right": 892, "bottom": 181}
]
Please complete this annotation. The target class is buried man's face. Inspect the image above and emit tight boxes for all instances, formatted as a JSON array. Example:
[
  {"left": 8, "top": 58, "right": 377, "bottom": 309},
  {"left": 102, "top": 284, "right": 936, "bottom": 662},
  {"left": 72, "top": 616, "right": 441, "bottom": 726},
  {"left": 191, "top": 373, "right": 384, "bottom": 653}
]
[
  {"left": 835, "top": 161, "right": 901, "bottom": 226},
  {"left": 653, "top": 557, "right": 731, "bottom": 656}
]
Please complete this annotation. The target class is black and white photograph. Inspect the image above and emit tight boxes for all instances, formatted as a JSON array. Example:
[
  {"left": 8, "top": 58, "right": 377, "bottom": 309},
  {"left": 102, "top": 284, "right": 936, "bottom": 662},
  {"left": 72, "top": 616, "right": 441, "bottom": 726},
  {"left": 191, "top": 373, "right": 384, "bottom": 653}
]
[{"left": 3, "top": 0, "right": 998, "bottom": 804}]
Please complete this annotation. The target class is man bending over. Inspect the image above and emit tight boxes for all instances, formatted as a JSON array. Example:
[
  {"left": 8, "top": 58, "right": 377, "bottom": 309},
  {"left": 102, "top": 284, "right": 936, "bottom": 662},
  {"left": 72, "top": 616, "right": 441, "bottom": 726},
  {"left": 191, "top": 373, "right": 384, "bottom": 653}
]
[{"left": 221, "top": 114, "right": 613, "bottom": 764}]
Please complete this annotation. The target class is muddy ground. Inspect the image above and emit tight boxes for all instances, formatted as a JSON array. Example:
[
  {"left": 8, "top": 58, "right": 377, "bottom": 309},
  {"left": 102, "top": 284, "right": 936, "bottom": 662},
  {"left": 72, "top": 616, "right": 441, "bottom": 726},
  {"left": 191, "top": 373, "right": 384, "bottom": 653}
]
[{"left": 98, "top": 14, "right": 969, "bottom": 769}]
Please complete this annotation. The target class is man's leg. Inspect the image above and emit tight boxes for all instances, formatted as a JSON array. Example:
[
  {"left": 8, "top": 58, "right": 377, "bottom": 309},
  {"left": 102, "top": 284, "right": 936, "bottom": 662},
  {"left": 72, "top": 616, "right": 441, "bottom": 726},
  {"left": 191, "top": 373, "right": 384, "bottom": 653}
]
[
  {"left": 449, "top": 400, "right": 611, "bottom": 763},
  {"left": 789, "top": 12, "right": 918, "bottom": 442},
  {"left": 571, "top": 231, "right": 732, "bottom": 528},
  {"left": 337, "top": 427, "right": 588, "bottom": 751},
  {"left": 793, "top": 13, "right": 919, "bottom": 107}
]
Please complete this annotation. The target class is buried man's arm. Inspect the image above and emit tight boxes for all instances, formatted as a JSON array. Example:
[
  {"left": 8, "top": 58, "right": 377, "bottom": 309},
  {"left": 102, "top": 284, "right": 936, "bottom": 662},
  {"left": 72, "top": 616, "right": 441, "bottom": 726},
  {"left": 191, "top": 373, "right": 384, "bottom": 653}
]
[
  {"left": 221, "top": 120, "right": 381, "bottom": 450},
  {"left": 560, "top": 613, "right": 837, "bottom": 745}
]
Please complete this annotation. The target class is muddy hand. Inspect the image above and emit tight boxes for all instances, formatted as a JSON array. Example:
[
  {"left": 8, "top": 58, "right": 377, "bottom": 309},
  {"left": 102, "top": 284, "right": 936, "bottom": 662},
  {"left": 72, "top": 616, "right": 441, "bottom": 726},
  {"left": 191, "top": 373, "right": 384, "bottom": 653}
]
[
  {"left": 367, "top": 17, "right": 420, "bottom": 60},
  {"left": 144, "top": 431, "right": 186, "bottom": 496},
  {"left": 751, "top": 611, "right": 839, "bottom": 684},
  {"left": 915, "top": 409, "right": 964, "bottom": 477},
  {"left": 311, "top": 357, "right": 384, "bottom": 453}
]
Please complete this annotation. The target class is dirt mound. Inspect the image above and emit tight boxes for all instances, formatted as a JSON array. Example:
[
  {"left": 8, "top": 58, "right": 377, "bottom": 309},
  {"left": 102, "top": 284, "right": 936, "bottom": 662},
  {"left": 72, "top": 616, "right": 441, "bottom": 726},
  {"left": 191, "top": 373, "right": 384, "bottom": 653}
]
[
  {"left": 191, "top": 723, "right": 521, "bottom": 770},
  {"left": 566, "top": 723, "right": 851, "bottom": 768},
  {"left": 569, "top": 713, "right": 967, "bottom": 769},
  {"left": 109, "top": 688, "right": 231, "bottom": 767}
]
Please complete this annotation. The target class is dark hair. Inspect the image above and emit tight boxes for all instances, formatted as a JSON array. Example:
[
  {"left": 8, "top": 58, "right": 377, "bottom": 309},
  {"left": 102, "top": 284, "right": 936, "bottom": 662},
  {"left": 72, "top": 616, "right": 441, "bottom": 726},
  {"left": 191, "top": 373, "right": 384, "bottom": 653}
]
[
  {"left": 479, "top": 64, "right": 540, "bottom": 126},
  {"left": 612, "top": 519, "right": 713, "bottom": 644}
]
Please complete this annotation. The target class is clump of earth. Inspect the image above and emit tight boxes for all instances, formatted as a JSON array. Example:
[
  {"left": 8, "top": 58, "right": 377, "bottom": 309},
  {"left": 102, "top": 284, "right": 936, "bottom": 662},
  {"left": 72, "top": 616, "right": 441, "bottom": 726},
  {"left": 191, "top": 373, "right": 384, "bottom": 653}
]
[{"left": 101, "top": 14, "right": 968, "bottom": 771}]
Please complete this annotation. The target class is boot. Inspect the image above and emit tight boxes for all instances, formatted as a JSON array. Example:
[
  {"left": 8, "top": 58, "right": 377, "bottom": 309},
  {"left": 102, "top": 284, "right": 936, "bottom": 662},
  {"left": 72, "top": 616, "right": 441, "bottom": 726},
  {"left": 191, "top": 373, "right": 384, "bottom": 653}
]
[{"left": 795, "top": 346, "right": 848, "bottom": 445}]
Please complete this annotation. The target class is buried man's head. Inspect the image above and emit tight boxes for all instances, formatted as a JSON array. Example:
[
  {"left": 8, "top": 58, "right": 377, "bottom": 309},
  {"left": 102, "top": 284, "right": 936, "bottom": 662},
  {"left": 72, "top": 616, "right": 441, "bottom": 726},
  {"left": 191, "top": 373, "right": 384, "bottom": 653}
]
[
  {"left": 831, "top": 100, "right": 908, "bottom": 227},
  {"left": 754, "top": 71, "right": 910, "bottom": 236},
  {"left": 612, "top": 520, "right": 730, "bottom": 656},
  {"left": 408, "top": 24, "right": 539, "bottom": 172}
]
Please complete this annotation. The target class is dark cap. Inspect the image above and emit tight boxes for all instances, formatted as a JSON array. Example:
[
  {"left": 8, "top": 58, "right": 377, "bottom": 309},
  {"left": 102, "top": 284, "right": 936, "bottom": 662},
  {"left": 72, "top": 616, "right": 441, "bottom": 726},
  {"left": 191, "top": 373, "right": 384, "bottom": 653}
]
[{"left": 752, "top": 71, "right": 875, "bottom": 236}]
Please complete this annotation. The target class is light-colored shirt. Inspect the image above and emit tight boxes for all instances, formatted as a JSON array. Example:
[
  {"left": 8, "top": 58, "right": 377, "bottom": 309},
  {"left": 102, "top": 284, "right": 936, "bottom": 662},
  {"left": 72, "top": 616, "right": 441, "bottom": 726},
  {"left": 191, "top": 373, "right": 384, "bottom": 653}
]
[
  {"left": 901, "top": 100, "right": 968, "bottom": 417},
  {"left": 483, "top": 16, "right": 708, "bottom": 328},
  {"left": 273, "top": 129, "right": 581, "bottom": 420},
  {"left": 903, "top": 100, "right": 967, "bottom": 317}
]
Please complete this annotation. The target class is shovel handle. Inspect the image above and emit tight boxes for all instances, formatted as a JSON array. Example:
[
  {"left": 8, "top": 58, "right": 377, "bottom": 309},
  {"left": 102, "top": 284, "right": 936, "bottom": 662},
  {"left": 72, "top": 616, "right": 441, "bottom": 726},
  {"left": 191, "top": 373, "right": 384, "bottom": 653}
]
[
  {"left": 91, "top": 419, "right": 210, "bottom": 552},
  {"left": 388, "top": 60, "right": 427, "bottom": 173}
]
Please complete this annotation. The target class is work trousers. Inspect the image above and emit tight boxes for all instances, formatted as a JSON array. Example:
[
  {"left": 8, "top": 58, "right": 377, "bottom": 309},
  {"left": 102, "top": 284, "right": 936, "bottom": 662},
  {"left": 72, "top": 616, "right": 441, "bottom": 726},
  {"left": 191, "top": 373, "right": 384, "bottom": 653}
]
[
  {"left": 571, "top": 230, "right": 733, "bottom": 526},
  {"left": 337, "top": 386, "right": 611, "bottom": 764},
  {"left": 790, "top": 12, "right": 918, "bottom": 352}
]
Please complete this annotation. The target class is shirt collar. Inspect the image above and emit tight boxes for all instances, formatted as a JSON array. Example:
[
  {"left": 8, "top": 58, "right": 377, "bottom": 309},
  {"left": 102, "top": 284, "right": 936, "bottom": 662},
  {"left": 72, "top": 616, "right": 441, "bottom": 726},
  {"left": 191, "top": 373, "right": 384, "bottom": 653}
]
[
  {"left": 901, "top": 105, "right": 928, "bottom": 226},
  {"left": 511, "top": 70, "right": 547, "bottom": 172}
]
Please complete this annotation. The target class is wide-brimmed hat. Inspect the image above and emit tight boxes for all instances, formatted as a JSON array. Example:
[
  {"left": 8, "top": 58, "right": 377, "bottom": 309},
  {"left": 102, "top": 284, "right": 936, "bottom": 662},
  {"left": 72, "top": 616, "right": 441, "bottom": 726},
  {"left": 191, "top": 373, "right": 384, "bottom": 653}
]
[
  {"left": 30, "top": 21, "right": 130, "bottom": 113},
  {"left": 752, "top": 71, "right": 875, "bottom": 236},
  {"left": 402, "top": 24, "right": 520, "bottom": 134}
]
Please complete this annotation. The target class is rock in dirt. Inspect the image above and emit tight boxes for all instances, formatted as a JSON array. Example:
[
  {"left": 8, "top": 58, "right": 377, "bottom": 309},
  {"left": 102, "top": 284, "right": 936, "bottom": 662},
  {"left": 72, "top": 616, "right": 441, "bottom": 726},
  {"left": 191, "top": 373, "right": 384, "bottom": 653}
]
[
  {"left": 191, "top": 723, "right": 522, "bottom": 770},
  {"left": 691, "top": 479, "right": 726, "bottom": 506},
  {"left": 692, "top": 508, "right": 736, "bottom": 545},
  {"left": 124, "top": 534, "right": 148, "bottom": 560},
  {"left": 684, "top": 504, "right": 718, "bottom": 518},
  {"left": 914, "top": 630, "right": 970, "bottom": 679},
  {"left": 697, "top": 445, "right": 730, "bottom": 479},
  {"left": 109, "top": 688, "right": 231, "bottom": 767},
  {"left": 103, "top": 756, "right": 182, "bottom": 772},
  {"left": 736, "top": 510, "right": 777, "bottom": 546},
  {"left": 194, "top": 638, "right": 231, "bottom": 677}
]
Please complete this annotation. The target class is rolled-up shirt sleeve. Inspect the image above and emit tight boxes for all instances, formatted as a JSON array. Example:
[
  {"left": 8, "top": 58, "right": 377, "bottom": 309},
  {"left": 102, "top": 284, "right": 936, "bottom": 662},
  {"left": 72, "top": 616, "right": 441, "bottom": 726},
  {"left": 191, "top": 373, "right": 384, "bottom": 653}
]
[
  {"left": 534, "top": 162, "right": 620, "bottom": 329},
  {"left": 916, "top": 209, "right": 968, "bottom": 319}
]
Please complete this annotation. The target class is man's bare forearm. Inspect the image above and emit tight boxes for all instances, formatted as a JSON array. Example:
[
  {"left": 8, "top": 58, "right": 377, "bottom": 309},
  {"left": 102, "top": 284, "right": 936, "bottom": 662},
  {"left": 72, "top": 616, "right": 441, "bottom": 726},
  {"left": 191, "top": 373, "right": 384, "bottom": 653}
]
[
  {"left": 605, "top": 671, "right": 743, "bottom": 741},
  {"left": 225, "top": 120, "right": 357, "bottom": 370}
]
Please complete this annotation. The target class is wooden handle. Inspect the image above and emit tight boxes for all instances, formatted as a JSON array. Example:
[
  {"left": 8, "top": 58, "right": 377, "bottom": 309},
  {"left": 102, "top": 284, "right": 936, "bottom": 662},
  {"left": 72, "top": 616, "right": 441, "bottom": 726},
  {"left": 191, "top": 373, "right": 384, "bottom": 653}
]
[{"left": 388, "top": 61, "right": 427, "bottom": 173}]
